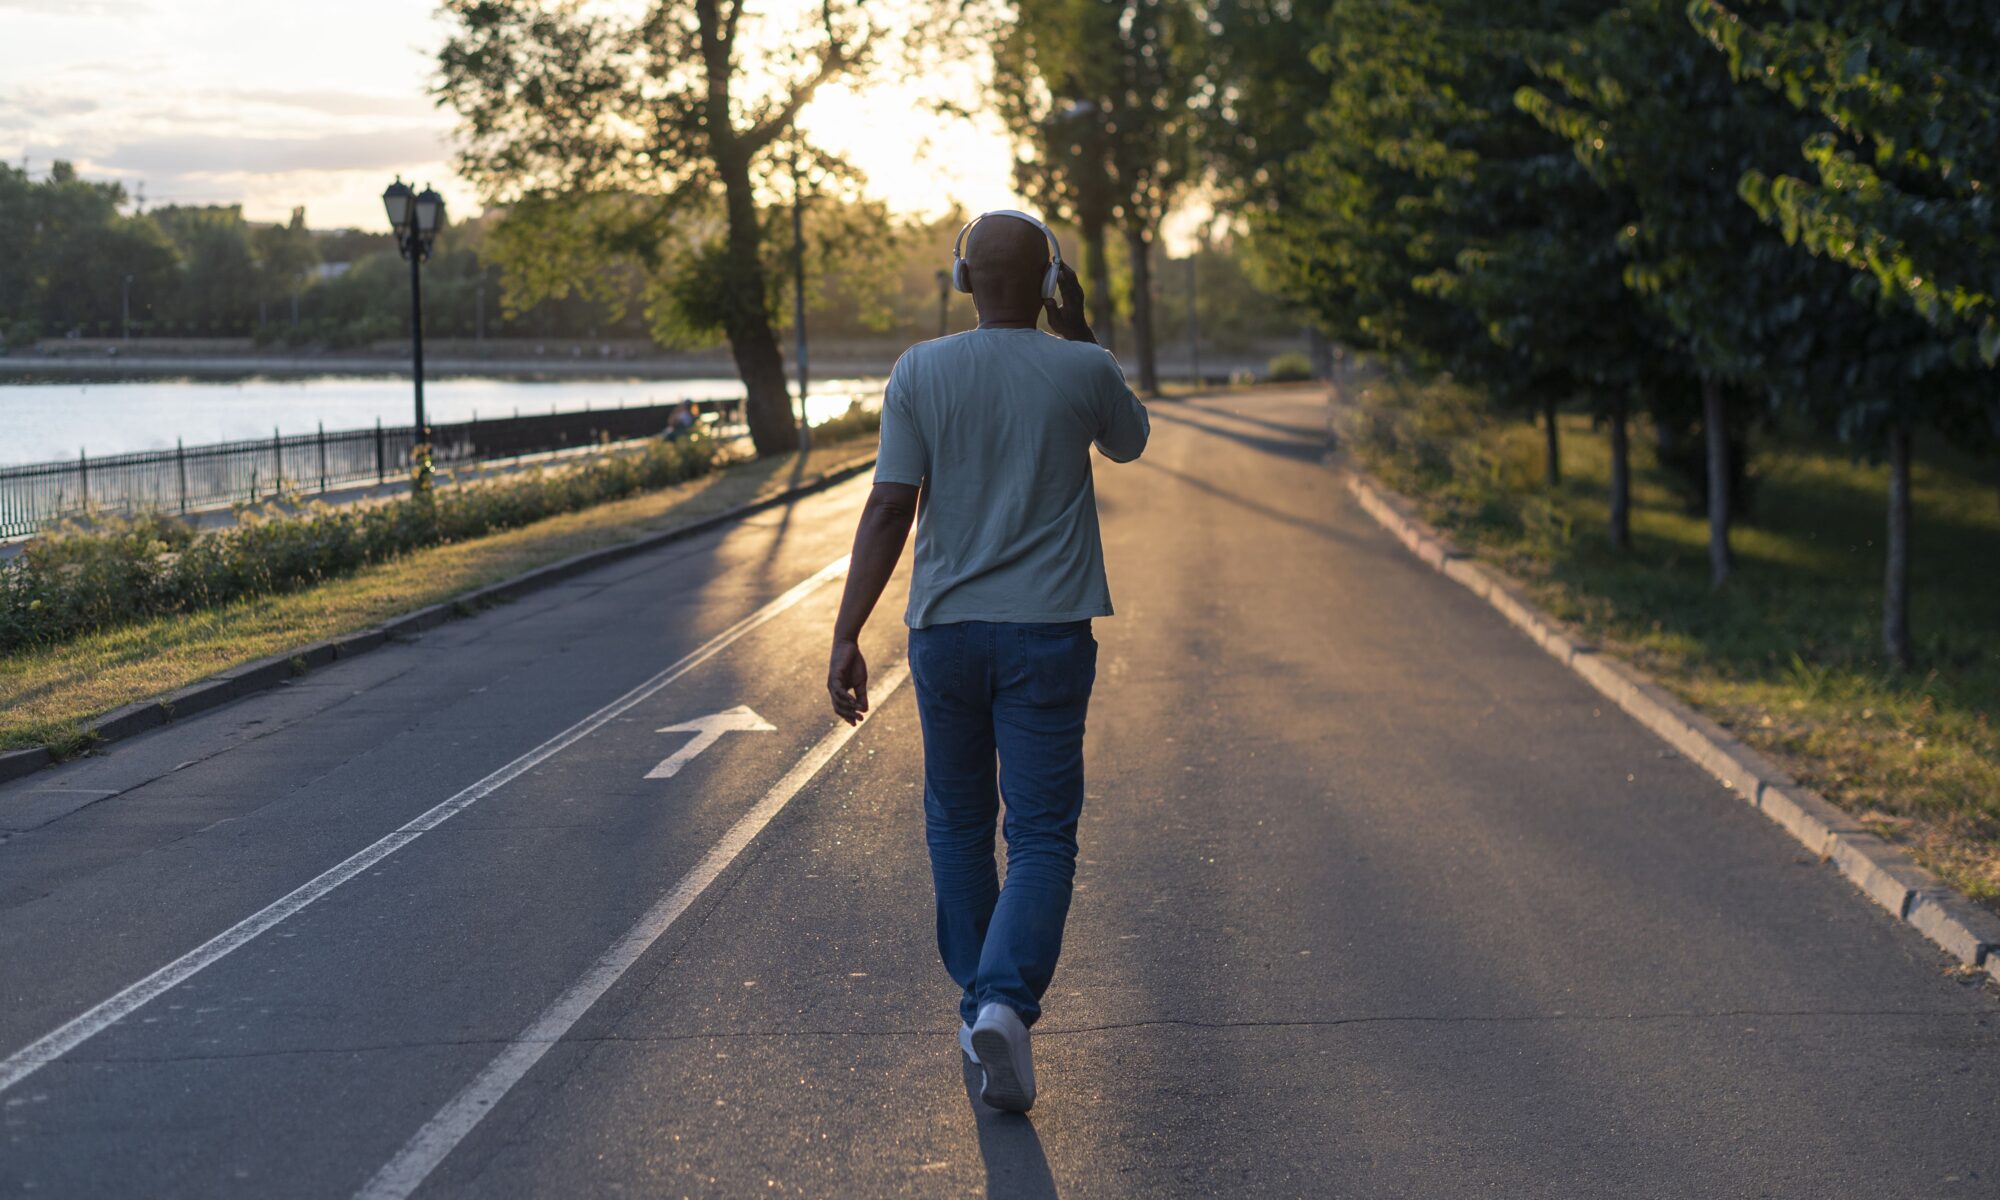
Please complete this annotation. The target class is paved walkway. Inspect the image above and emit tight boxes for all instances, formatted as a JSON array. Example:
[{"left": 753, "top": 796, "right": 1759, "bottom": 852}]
[{"left": 0, "top": 386, "right": 1992, "bottom": 1197}]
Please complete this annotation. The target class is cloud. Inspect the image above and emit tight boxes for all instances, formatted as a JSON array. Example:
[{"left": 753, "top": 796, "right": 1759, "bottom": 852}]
[
  {"left": 0, "top": 0, "right": 148, "bottom": 13},
  {"left": 2, "top": 93, "right": 461, "bottom": 226},
  {"left": 55, "top": 54, "right": 173, "bottom": 78},
  {"left": 0, "top": 91, "right": 99, "bottom": 120},
  {"left": 85, "top": 127, "right": 453, "bottom": 177},
  {"left": 228, "top": 89, "right": 437, "bottom": 119}
]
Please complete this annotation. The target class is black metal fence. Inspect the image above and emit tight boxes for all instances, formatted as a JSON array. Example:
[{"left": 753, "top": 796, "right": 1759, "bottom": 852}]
[{"left": 0, "top": 400, "right": 743, "bottom": 540}]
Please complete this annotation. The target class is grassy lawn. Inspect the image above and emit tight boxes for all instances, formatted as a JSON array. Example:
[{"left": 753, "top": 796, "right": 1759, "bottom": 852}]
[
  {"left": 0, "top": 438, "right": 877, "bottom": 753},
  {"left": 1347, "top": 376, "right": 2000, "bottom": 907}
]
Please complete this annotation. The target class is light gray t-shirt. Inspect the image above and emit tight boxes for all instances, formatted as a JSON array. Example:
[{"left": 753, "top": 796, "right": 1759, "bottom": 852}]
[{"left": 874, "top": 327, "right": 1150, "bottom": 628}]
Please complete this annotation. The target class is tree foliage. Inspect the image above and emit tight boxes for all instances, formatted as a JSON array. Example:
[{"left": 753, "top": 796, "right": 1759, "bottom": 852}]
[
  {"left": 1689, "top": 0, "right": 2000, "bottom": 368},
  {"left": 0, "top": 163, "right": 175, "bottom": 343},
  {"left": 1210, "top": 0, "right": 1999, "bottom": 657},
  {"left": 436, "top": 0, "right": 876, "bottom": 454},
  {"left": 989, "top": 0, "right": 1203, "bottom": 390}
]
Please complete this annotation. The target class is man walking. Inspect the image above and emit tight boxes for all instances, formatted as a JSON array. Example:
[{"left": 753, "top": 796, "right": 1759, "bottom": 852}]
[{"left": 826, "top": 210, "right": 1149, "bottom": 1113}]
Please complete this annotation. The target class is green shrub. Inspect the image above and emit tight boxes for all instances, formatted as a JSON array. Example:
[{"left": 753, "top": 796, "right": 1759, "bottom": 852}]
[
  {"left": 1, "top": 318, "right": 40, "bottom": 351},
  {"left": 0, "top": 433, "right": 721, "bottom": 655},
  {"left": 809, "top": 400, "right": 882, "bottom": 445},
  {"left": 1266, "top": 352, "right": 1315, "bottom": 382},
  {"left": 1337, "top": 374, "right": 1556, "bottom": 545}
]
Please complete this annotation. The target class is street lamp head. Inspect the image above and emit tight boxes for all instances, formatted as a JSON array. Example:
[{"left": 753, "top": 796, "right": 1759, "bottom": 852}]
[
  {"left": 382, "top": 178, "right": 415, "bottom": 240},
  {"left": 414, "top": 186, "right": 445, "bottom": 252}
]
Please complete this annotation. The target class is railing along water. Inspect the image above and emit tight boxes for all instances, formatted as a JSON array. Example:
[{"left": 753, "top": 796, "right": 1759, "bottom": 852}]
[{"left": 0, "top": 400, "right": 743, "bottom": 540}]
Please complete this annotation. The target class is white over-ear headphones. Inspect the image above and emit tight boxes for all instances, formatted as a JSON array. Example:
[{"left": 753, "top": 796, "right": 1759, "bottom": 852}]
[{"left": 951, "top": 209, "right": 1065, "bottom": 305}]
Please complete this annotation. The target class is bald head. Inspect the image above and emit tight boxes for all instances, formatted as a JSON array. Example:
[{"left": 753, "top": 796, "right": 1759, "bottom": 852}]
[{"left": 964, "top": 214, "right": 1053, "bottom": 319}]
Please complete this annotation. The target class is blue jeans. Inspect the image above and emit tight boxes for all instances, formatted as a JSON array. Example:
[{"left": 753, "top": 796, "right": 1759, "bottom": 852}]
[{"left": 908, "top": 619, "right": 1097, "bottom": 1028}]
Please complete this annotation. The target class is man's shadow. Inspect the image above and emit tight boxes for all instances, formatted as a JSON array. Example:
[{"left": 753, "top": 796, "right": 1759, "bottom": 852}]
[{"left": 961, "top": 1059, "right": 1061, "bottom": 1199}]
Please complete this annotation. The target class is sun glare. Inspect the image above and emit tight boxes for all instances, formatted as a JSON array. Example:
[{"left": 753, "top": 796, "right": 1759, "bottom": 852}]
[{"left": 798, "top": 80, "right": 1024, "bottom": 219}]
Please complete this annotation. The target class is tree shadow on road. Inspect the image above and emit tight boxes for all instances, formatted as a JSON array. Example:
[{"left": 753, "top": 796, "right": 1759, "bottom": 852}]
[
  {"left": 1147, "top": 402, "right": 1332, "bottom": 463},
  {"left": 1159, "top": 393, "right": 1335, "bottom": 443},
  {"left": 961, "top": 1058, "right": 1060, "bottom": 1199},
  {"left": 742, "top": 438, "right": 870, "bottom": 573},
  {"left": 1131, "top": 457, "right": 1372, "bottom": 549}
]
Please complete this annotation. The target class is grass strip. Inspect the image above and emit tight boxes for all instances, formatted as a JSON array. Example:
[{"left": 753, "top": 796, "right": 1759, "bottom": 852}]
[
  {"left": 1345, "top": 375, "right": 2000, "bottom": 908},
  {"left": 0, "top": 438, "right": 879, "bottom": 752}
]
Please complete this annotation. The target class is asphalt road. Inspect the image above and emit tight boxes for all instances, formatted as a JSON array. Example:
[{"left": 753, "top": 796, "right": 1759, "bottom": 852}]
[{"left": 1, "top": 384, "right": 1994, "bottom": 1198}]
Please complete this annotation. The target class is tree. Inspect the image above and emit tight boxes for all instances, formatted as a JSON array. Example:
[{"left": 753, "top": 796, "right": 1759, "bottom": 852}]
[
  {"left": 1204, "top": 0, "right": 1345, "bottom": 366},
  {"left": 152, "top": 206, "right": 259, "bottom": 335},
  {"left": 1372, "top": 1, "right": 1692, "bottom": 530},
  {"left": 437, "top": 0, "right": 874, "bottom": 455},
  {"left": 249, "top": 207, "right": 319, "bottom": 330},
  {"left": 1689, "top": 0, "right": 2000, "bottom": 664},
  {"left": 992, "top": 16, "right": 1122, "bottom": 347},
  {"left": 1517, "top": 0, "right": 1848, "bottom": 586},
  {"left": 1241, "top": 0, "right": 1614, "bottom": 499},
  {"left": 1210, "top": 0, "right": 1739, "bottom": 549},
  {"left": 1690, "top": 0, "right": 2000, "bottom": 369},
  {"left": 0, "top": 162, "right": 176, "bottom": 340},
  {"left": 1203, "top": 0, "right": 1337, "bottom": 218},
  {"left": 1520, "top": 0, "right": 1989, "bottom": 673},
  {"left": 991, "top": 0, "right": 1201, "bottom": 392},
  {"left": 1245, "top": 0, "right": 1492, "bottom": 375},
  {"left": 1437, "top": 159, "right": 1692, "bottom": 545},
  {"left": 1103, "top": 0, "right": 1202, "bottom": 394}
]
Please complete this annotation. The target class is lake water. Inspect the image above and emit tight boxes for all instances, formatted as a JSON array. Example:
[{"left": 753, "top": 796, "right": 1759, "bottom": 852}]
[{"left": 0, "top": 375, "right": 885, "bottom": 467}]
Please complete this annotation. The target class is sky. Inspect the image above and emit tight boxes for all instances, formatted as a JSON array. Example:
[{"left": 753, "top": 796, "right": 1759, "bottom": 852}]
[{"left": 0, "top": 0, "right": 1024, "bottom": 232}]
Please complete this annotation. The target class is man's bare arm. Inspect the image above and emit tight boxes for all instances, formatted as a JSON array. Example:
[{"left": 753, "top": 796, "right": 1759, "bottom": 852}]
[{"left": 827, "top": 482, "right": 920, "bottom": 725}]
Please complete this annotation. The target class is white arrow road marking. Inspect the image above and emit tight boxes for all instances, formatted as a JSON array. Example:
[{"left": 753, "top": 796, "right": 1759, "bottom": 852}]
[
  {"left": 0, "top": 554, "right": 851, "bottom": 1099},
  {"left": 645, "top": 705, "right": 776, "bottom": 779},
  {"left": 356, "top": 660, "right": 911, "bottom": 1200}
]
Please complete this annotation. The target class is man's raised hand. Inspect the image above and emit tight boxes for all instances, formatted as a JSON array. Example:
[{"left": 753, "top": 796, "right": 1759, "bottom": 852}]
[{"left": 1044, "top": 263, "right": 1096, "bottom": 344}]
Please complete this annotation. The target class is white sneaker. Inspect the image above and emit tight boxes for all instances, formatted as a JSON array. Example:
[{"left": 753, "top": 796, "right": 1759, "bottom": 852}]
[
  {"left": 958, "top": 1022, "right": 977, "bottom": 1064},
  {"left": 970, "top": 1002, "right": 1036, "bottom": 1112}
]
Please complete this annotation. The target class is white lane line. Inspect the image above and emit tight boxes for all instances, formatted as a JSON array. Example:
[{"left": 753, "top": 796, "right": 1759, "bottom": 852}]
[
  {"left": 0, "top": 555, "right": 851, "bottom": 1097},
  {"left": 356, "top": 660, "right": 911, "bottom": 1200}
]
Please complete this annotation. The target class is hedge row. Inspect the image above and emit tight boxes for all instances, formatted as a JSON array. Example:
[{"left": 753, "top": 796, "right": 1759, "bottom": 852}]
[{"left": 0, "top": 433, "right": 721, "bottom": 655}]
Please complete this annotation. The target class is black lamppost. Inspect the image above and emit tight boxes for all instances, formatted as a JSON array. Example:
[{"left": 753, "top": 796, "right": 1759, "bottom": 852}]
[
  {"left": 789, "top": 151, "right": 811, "bottom": 453},
  {"left": 383, "top": 178, "right": 445, "bottom": 491}
]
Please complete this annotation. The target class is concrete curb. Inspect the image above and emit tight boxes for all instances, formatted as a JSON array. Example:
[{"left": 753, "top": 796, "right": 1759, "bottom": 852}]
[
  {"left": 0, "top": 455, "right": 877, "bottom": 787},
  {"left": 0, "top": 746, "right": 51, "bottom": 781},
  {"left": 1346, "top": 471, "right": 2000, "bottom": 985}
]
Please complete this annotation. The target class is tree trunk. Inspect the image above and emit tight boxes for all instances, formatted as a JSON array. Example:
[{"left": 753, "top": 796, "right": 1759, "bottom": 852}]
[
  {"left": 1542, "top": 394, "right": 1561, "bottom": 487},
  {"left": 1124, "top": 225, "right": 1158, "bottom": 395},
  {"left": 1989, "top": 405, "right": 2000, "bottom": 512},
  {"left": 1884, "top": 416, "right": 1914, "bottom": 670},
  {"left": 1608, "top": 397, "right": 1630, "bottom": 551},
  {"left": 1080, "top": 217, "right": 1115, "bottom": 354},
  {"left": 1308, "top": 327, "right": 1335, "bottom": 384},
  {"left": 717, "top": 151, "right": 795, "bottom": 457},
  {"left": 1702, "top": 379, "right": 1732, "bottom": 588}
]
